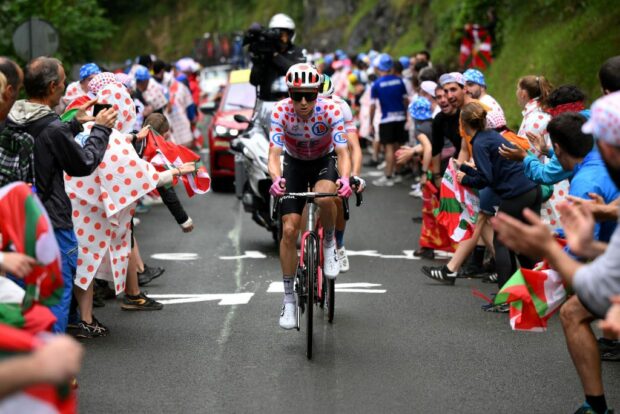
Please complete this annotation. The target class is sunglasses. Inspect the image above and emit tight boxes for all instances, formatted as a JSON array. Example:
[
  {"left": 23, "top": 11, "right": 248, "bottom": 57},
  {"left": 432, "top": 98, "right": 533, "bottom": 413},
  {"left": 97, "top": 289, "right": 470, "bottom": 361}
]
[{"left": 289, "top": 90, "right": 318, "bottom": 102}]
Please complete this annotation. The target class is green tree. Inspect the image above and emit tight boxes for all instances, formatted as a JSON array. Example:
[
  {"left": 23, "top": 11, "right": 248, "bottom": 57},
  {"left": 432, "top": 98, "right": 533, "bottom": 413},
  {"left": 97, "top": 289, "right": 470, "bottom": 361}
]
[{"left": 0, "top": 0, "right": 115, "bottom": 66}]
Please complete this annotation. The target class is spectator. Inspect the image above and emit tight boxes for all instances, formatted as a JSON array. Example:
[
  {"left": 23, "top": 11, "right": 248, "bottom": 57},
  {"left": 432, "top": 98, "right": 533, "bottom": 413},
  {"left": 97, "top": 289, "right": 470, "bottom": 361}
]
[
  {"left": 493, "top": 91, "right": 620, "bottom": 414},
  {"left": 6, "top": 57, "right": 117, "bottom": 333},
  {"left": 463, "top": 68, "right": 506, "bottom": 129},
  {"left": 61, "top": 62, "right": 100, "bottom": 108},
  {"left": 370, "top": 54, "right": 410, "bottom": 187}
]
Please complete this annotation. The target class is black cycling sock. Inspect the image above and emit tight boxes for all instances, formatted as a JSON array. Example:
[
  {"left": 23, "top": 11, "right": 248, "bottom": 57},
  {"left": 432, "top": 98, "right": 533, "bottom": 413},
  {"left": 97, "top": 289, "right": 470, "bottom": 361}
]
[{"left": 586, "top": 394, "right": 607, "bottom": 414}]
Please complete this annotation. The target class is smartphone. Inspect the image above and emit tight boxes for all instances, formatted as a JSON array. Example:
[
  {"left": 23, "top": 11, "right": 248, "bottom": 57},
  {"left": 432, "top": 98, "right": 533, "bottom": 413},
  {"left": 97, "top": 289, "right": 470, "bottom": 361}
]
[{"left": 93, "top": 103, "right": 112, "bottom": 117}]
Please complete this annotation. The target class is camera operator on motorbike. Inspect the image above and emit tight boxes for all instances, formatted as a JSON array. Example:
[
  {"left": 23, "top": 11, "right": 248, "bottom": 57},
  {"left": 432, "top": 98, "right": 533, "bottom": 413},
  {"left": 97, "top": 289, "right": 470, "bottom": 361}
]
[
  {"left": 268, "top": 64, "right": 352, "bottom": 329},
  {"left": 319, "top": 75, "right": 366, "bottom": 273},
  {"left": 245, "top": 13, "right": 306, "bottom": 134}
]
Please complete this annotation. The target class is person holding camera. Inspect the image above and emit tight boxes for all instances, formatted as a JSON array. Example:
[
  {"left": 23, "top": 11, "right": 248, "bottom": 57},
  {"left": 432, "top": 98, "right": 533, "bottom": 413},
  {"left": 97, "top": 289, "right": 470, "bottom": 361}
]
[{"left": 246, "top": 13, "right": 306, "bottom": 136}]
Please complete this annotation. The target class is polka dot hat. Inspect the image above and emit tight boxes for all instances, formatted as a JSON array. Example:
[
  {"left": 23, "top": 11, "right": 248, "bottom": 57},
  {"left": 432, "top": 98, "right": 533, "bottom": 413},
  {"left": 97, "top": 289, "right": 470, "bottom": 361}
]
[{"left": 582, "top": 91, "right": 620, "bottom": 146}]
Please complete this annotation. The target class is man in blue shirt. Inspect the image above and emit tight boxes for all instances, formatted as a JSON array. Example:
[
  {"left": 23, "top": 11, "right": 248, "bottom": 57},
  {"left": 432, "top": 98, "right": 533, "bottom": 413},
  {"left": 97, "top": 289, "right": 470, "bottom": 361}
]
[
  {"left": 549, "top": 113, "right": 619, "bottom": 242},
  {"left": 370, "top": 53, "right": 409, "bottom": 187}
]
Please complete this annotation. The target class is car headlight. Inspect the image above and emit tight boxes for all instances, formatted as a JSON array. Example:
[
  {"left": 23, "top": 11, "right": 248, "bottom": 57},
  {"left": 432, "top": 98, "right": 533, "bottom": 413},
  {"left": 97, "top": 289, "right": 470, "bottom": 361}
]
[
  {"left": 215, "top": 125, "right": 228, "bottom": 135},
  {"left": 229, "top": 129, "right": 239, "bottom": 137}
]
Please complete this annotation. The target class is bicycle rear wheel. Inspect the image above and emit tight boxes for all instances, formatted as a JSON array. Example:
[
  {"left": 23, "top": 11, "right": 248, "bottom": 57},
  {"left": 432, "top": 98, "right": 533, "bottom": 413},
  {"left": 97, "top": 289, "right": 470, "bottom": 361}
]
[
  {"left": 327, "top": 278, "right": 335, "bottom": 323},
  {"left": 304, "top": 235, "right": 317, "bottom": 359}
]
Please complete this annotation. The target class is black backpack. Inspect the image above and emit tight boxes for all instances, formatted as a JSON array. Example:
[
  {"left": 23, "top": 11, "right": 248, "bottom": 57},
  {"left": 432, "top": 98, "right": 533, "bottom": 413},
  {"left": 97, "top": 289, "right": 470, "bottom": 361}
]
[{"left": 0, "top": 124, "right": 35, "bottom": 187}]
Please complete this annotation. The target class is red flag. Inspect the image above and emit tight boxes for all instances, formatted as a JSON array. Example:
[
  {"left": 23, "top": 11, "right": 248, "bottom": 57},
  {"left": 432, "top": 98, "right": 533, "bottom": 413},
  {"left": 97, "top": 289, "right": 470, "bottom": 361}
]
[
  {"left": 143, "top": 129, "right": 210, "bottom": 196},
  {"left": 460, "top": 24, "right": 493, "bottom": 70},
  {"left": 419, "top": 180, "right": 456, "bottom": 252}
]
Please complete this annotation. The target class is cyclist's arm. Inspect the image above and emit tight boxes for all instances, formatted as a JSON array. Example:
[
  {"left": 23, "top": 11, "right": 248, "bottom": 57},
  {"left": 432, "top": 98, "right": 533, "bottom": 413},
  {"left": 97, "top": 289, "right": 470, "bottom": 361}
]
[
  {"left": 335, "top": 143, "right": 351, "bottom": 179},
  {"left": 268, "top": 144, "right": 283, "bottom": 181}
]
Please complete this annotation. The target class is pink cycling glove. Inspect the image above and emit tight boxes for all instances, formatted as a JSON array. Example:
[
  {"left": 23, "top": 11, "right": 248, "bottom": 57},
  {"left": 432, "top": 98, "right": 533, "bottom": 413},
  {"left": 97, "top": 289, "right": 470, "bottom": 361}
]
[
  {"left": 269, "top": 176, "right": 286, "bottom": 197},
  {"left": 336, "top": 177, "right": 353, "bottom": 198}
]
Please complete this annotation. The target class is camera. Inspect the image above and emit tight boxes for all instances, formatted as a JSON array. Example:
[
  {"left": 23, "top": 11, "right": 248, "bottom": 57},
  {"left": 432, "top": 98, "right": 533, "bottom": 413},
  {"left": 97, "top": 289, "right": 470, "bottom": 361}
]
[{"left": 243, "top": 25, "right": 281, "bottom": 60}]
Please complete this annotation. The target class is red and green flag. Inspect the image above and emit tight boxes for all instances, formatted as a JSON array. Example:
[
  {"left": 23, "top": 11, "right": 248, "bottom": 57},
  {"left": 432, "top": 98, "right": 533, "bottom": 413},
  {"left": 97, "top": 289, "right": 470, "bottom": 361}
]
[
  {"left": 143, "top": 129, "right": 211, "bottom": 197},
  {"left": 494, "top": 262, "right": 567, "bottom": 332},
  {"left": 60, "top": 95, "right": 91, "bottom": 123},
  {"left": 0, "top": 182, "right": 63, "bottom": 311},
  {"left": 419, "top": 178, "right": 456, "bottom": 252},
  {"left": 0, "top": 323, "right": 77, "bottom": 413},
  {"left": 435, "top": 160, "right": 479, "bottom": 242}
]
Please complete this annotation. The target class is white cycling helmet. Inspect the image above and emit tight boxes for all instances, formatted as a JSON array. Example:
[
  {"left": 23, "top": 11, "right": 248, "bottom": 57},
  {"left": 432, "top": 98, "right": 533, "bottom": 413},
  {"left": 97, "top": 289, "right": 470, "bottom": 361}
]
[
  {"left": 319, "top": 74, "right": 334, "bottom": 97},
  {"left": 285, "top": 63, "right": 321, "bottom": 89},
  {"left": 269, "top": 13, "right": 296, "bottom": 31}
]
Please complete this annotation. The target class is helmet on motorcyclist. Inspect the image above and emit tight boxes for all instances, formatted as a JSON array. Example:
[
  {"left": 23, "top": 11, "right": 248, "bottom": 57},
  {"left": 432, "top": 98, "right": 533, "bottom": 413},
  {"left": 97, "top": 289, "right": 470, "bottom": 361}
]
[
  {"left": 319, "top": 74, "right": 334, "bottom": 97},
  {"left": 269, "top": 13, "right": 296, "bottom": 43},
  {"left": 285, "top": 63, "right": 321, "bottom": 90}
]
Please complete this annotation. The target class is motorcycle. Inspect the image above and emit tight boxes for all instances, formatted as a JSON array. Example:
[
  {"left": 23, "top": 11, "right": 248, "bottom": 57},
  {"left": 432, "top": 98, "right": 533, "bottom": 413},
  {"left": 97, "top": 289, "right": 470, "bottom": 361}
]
[{"left": 230, "top": 110, "right": 280, "bottom": 243}]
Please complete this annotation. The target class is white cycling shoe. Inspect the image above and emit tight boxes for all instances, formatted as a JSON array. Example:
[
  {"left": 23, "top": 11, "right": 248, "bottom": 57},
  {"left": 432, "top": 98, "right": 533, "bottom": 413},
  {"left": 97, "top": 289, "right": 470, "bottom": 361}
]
[
  {"left": 337, "top": 247, "right": 349, "bottom": 273},
  {"left": 279, "top": 302, "right": 297, "bottom": 330},
  {"left": 323, "top": 247, "right": 340, "bottom": 279}
]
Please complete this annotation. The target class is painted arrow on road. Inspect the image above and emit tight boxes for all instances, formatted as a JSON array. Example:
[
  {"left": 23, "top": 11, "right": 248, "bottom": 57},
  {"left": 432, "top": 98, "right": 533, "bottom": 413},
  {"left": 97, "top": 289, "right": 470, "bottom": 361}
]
[
  {"left": 267, "top": 282, "right": 386, "bottom": 293},
  {"left": 147, "top": 293, "right": 254, "bottom": 305}
]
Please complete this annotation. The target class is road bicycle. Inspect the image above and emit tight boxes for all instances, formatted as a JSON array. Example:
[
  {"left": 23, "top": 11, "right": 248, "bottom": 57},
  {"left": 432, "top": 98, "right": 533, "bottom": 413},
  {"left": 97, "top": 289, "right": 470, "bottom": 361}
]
[{"left": 273, "top": 179, "right": 362, "bottom": 359}]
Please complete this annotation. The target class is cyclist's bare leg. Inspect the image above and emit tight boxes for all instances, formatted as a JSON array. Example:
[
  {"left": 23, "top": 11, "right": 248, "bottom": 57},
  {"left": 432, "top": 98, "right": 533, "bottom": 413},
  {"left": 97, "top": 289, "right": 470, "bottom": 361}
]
[{"left": 280, "top": 213, "right": 302, "bottom": 275}]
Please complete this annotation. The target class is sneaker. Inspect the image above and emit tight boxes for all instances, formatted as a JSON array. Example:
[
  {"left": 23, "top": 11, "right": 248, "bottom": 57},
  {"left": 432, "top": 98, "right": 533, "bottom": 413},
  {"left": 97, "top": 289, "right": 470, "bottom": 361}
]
[
  {"left": 598, "top": 338, "right": 620, "bottom": 361},
  {"left": 73, "top": 316, "right": 109, "bottom": 338},
  {"left": 482, "top": 273, "right": 498, "bottom": 283},
  {"left": 372, "top": 176, "right": 394, "bottom": 187},
  {"left": 94, "top": 281, "right": 116, "bottom": 300},
  {"left": 459, "top": 262, "right": 487, "bottom": 278},
  {"left": 409, "top": 189, "right": 423, "bottom": 198},
  {"left": 279, "top": 303, "right": 297, "bottom": 330},
  {"left": 376, "top": 160, "right": 386, "bottom": 170},
  {"left": 573, "top": 402, "right": 615, "bottom": 414},
  {"left": 133, "top": 217, "right": 141, "bottom": 226},
  {"left": 364, "top": 159, "right": 380, "bottom": 167},
  {"left": 323, "top": 247, "right": 340, "bottom": 279},
  {"left": 422, "top": 265, "right": 456, "bottom": 285},
  {"left": 411, "top": 183, "right": 420, "bottom": 190},
  {"left": 138, "top": 264, "right": 165, "bottom": 286},
  {"left": 121, "top": 291, "right": 164, "bottom": 311},
  {"left": 482, "top": 302, "right": 509, "bottom": 313},
  {"left": 414, "top": 247, "right": 434, "bottom": 260},
  {"left": 338, "top": 247, "right": 349, "bottom": 272},
  {"left": 393, "top": 174, "right": 403, "bottom": 184}
]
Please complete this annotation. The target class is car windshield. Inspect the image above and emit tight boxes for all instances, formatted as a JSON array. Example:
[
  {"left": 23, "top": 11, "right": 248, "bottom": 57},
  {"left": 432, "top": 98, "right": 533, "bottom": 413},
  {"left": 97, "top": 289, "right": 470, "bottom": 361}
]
[{"left": 222, "top": 83, "right": 256, "bottom": 111}]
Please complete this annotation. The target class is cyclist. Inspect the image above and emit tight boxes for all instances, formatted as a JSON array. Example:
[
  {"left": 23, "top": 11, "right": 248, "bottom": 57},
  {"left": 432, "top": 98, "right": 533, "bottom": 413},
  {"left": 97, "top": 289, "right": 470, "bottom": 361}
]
[
  {"left": 319, "top": 74, "right": 366, "bottom": 272},
  {"left": 268, "top": 63, "right": 352, "bottom": 329}
]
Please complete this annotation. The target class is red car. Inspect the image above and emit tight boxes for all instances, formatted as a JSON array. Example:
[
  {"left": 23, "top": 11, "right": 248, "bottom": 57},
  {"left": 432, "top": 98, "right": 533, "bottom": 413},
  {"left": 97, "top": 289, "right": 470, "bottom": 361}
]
[{"left": 202, "top": 69, "right": 256, "bottom": 191}]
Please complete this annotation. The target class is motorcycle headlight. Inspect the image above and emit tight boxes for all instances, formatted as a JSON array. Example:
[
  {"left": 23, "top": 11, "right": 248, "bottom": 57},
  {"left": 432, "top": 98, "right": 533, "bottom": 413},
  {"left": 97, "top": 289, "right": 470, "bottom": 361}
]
[
  {"left": 229, "top": 128, "right": 239, "bottom": 137},
  {"left": 215, "top": 125, "right": 228, "bottom": 135}
]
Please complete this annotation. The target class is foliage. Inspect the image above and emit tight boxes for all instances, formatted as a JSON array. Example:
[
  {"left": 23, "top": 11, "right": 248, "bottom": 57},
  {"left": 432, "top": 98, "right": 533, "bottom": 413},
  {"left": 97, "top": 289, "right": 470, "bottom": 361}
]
[{"left": 0, "top": 0, "right": 114, "bottom": 67}]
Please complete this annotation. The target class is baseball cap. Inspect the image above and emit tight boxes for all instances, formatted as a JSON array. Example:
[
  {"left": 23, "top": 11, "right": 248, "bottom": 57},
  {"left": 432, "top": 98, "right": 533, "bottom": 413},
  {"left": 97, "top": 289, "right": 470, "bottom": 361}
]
[
  {"left": 409, "top": 96, "right": 433, "bottom": 121},
  {"left": 399, "top": 56, "right": 410, "bottom": 70},
  {"left": 420, "top": 80, "right": 438, "bottom": 98},
  {"left": 79, "top": 63, "right": 101, "bottom": 81},
  {"left": 439, "top": 72, "right": 465, "bottom": 87},
  {"left": 135, "top": 65, "right": 151, "bottom": 82},
  {"left": 463, "top": 69, "right": 486, "bottom": 86},
  {"left": 582, "top": 91, "right": 620, "bottom": 146},
  {"left": 376, "top": 53, "right": 393, "bottom": 72}
]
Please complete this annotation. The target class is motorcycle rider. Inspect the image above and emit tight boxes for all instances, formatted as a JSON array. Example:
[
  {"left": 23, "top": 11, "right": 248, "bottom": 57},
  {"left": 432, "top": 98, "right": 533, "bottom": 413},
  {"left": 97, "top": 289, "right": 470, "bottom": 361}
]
[
  {"left": 268, "top": 63, "right": 352, "bottom": 329},
  {"left": 247, "top": 13, "right": 306, "bottom": 134}
]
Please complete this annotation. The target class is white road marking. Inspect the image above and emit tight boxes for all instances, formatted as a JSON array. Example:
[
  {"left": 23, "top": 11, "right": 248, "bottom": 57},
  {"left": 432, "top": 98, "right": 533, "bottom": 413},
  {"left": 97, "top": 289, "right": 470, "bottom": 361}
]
[
  {"left": 362, "top": 171, "right": 384, "bottom": 177},
  {"left": 148, "top": 293, "right": 254, "bottom": 306},
  {"left": 151, "top": 253, "right": 199, "bottom": 261},
  {"left": 267, "top": 281, "right": 386, "bottom": 293},
  {"left": 219, "top": 250, "right": 267, "bottom": 260}
]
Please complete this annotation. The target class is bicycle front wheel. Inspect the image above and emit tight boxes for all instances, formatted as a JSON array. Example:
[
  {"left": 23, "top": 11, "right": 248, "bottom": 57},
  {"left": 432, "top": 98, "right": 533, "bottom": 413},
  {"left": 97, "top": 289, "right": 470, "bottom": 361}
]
[
  {"left": 304, "top": 235, "right": 317, "bottom": 359},
  {"left": 327, "top": 278, "right": 335, "bottom": 323}
]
